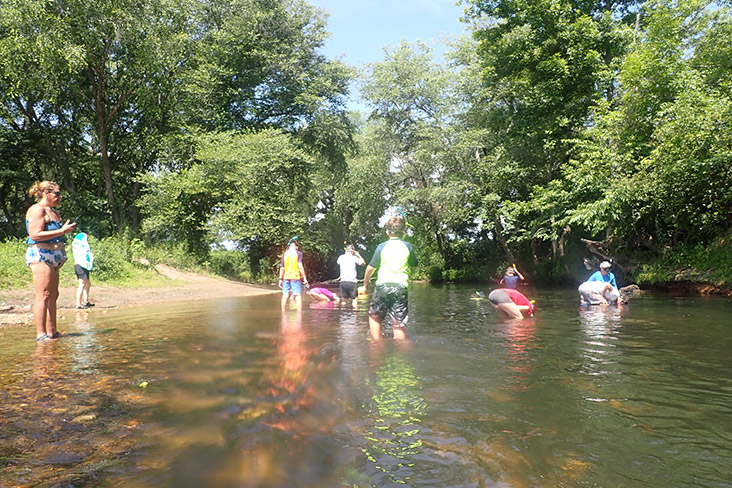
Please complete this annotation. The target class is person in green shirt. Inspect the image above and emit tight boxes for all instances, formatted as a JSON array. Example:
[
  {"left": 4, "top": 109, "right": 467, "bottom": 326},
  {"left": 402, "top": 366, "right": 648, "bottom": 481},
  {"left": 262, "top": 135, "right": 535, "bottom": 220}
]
[{"left": 362, "top": 216, "right": 418, "bottom": 341}]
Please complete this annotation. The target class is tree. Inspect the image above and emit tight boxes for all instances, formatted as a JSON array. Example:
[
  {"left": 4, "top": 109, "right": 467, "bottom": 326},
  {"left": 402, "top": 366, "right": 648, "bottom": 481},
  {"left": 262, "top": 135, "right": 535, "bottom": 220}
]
[
  {"left": 0, "top": 0, "right": 194, "bottom": 232},
  {"left": 138, "top": 129, "right": 318, "bottom": 274},
  {"left": 360, "top": 41, "right": 480, "bottom": 267}
]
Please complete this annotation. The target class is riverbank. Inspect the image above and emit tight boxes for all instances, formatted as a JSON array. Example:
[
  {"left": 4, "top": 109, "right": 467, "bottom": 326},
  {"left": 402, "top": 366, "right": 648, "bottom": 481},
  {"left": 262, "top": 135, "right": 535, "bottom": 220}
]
[{"left": 0, "top": 264, "right": 278, "bottom": 327}]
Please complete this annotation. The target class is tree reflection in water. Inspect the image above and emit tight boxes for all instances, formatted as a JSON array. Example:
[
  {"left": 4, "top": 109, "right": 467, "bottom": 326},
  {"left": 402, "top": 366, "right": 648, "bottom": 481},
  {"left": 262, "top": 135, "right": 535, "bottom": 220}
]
[{"left": 359, "top": 343, "right": 427, "bottom": 486}]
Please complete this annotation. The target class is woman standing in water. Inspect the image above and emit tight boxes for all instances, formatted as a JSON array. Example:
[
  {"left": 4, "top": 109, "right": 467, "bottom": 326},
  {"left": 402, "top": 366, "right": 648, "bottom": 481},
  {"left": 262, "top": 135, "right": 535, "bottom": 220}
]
[{"left": 25, "top": 181, "right": 76, "bottom": 341}]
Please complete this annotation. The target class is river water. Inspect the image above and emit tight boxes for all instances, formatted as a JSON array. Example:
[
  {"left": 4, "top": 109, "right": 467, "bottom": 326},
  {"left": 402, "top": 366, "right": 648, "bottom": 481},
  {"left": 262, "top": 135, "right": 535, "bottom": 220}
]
[{"left": 1, "top": 284, "right": 731, "bottom": 487}]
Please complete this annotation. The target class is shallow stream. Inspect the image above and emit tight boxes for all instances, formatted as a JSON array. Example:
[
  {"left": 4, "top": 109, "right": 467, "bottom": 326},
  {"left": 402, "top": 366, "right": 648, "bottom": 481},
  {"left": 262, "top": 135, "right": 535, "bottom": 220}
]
[{"left": 1, "top": 284, "right": 731, "bottom": 487}]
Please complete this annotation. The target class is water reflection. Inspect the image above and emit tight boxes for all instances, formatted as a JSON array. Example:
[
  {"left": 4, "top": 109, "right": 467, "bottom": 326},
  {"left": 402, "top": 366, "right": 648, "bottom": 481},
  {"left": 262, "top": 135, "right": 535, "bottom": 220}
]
[
  {"left": 2, "top": 288, "right": 732, "bottom": 487},
  {"left": 359, "top": 344, "right": 427, "bottom": 486},
  {"left": 578, "top": 304, "right": 625, "bottom": 342},
  {"left": 504, "top": 318, "right": 537, "bottom": 393}
]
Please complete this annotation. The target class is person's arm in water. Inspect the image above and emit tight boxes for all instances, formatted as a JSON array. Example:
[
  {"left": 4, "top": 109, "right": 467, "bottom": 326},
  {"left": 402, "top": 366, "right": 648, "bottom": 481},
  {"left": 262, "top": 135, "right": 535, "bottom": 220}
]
[{"left": 600, "top": 283, "right": 615, "bottom": 305}]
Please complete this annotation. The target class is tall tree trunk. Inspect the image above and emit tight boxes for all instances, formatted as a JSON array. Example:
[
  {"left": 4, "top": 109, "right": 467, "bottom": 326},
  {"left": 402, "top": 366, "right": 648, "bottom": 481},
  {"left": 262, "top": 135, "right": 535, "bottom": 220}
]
[
  {"left": 0, "top": 186, "right": 15, "bottom": 235},
  {"left": 87, "top": 45, "right": 144, "bottom": 234},
  {"left": 42, "top": 133, "right": 75, "bottom": 193},
  {"left": 96, "top": 108, "right": 122, "bottom": 232},
  {"left": 130, "top": 158, "right": 146, "bottom": 231},
  {"left": 493, "top": 215, "right": 515, "bottom": 263},
  {"left": 435, "top": 231, "right": 449, "bottom": 265},
  {"left": 89, "top": 53, "right": 122, "bottom": 233}
]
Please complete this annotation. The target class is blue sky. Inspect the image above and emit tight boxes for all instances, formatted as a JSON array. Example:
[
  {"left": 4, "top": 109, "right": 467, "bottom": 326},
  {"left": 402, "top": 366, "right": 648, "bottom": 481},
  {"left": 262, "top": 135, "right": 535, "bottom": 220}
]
[{"left": 307, "top": 0, "right": 468, "bottom": 110}]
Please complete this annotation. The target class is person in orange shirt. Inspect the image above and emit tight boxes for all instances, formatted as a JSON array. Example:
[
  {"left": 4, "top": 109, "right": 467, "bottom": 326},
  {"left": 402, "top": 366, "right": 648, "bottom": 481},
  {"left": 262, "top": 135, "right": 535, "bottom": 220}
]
[{"left": 279, "top": 237, "right": 309, "bottom": 310}]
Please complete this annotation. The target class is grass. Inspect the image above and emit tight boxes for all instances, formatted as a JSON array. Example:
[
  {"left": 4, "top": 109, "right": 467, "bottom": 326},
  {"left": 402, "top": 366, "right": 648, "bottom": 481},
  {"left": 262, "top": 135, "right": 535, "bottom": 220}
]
[
  {"left": 0, "top": 236, "right": 200, "bottom": 290},
  {"left": 0, "top": 235, "right": 271, "bottom": 291}
]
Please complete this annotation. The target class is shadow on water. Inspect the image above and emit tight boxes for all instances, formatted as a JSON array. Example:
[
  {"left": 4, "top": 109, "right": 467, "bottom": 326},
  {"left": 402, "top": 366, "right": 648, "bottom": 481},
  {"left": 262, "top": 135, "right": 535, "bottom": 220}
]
[{"left": 1, "top": 285, "right": 732, "bottom": 487}]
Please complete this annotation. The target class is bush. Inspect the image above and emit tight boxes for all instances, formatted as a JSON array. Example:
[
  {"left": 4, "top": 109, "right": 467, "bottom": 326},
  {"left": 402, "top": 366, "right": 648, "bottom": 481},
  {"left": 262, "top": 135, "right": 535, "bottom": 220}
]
[
  {"left": 0, "top": 239, "right": 32, "bottom": 289},
  {"left": 207, "top": 250, "right": 252, "bottom": 281},
  {"left": 426, "top": 264, "right": 493, "bottom": 284},
  {"left": 633, "top": 236, "right": 732, "bottom": 286}
]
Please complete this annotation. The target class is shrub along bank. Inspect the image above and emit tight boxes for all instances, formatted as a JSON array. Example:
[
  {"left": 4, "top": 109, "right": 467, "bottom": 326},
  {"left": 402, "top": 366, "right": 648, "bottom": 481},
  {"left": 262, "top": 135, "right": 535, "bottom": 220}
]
[
  {"left": 3, "top": 234, "right": 732, "bottom": 295},
  {"left": 0, "top": 236, "right": 274, "bottom": 291}
]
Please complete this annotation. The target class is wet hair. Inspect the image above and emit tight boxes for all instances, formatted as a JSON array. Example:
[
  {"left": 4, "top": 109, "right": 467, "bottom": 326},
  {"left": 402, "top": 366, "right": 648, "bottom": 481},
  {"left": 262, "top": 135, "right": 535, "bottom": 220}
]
[
  {"left": 28, "top": 181, "right": 58, "bottom": 200},
  {"left": 386, "top": 216, "right": 405, "bottom": 237}
]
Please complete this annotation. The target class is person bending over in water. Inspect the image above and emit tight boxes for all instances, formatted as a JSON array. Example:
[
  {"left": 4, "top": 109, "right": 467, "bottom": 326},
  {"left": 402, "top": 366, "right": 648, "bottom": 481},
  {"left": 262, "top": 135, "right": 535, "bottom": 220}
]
[
  {"left": 587, "top": 261, "right": 618, "bottom": 290},
  {"left": 578, "top": 281, "right": 626, "bottom": 306},
  {"left": 308, "top": 287, "right": 338, "bottom": 302},
  {"left": 488, "top": 288, "right": 535, "bottom": 320}
]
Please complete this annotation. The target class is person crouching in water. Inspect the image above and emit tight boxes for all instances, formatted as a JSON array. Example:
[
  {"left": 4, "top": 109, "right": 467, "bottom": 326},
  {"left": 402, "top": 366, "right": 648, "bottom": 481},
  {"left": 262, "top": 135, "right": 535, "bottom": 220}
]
[
  {"left": 279, "top": 237, "right": 309, "bottom": 310},
  {"left": 362, "top": 216, "right": 418, "bottom": 341},
  {"left": 308, "top": 286, "right": 339, "bottom": 302},
  {"left": 578, "top": 281, "right": 626, "bottom": 306},
  {"left": 488, "top": 288, "right": 535, "bottom": 320}
]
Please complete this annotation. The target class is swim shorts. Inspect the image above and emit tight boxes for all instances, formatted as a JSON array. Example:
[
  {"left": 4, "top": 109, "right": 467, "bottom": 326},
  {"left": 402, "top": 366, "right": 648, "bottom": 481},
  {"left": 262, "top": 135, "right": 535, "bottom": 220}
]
[
  {"left": 25, "top": 246, "right": 67, "bottom": 268},
  {"left": 74, "top": 264, "right": 90, "bottom": 280},
  {"left": 282, "top": 279, "right": 303, "bottom": 296},
  {"left": 488, "top": 289, "right": 512, "bottom": 305},
  {"left": 368, "top": 283, "right": 409, "bottom": 328},
  {"left": 339, "top": 281, "right": 358, "bottom": 299}
]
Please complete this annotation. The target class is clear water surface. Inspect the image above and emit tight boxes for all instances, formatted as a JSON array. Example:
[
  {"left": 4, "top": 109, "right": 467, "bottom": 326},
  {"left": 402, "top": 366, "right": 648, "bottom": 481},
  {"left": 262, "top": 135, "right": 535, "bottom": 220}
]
[{"left": 1, "top": 284, "right": 731, "bottom": 487}]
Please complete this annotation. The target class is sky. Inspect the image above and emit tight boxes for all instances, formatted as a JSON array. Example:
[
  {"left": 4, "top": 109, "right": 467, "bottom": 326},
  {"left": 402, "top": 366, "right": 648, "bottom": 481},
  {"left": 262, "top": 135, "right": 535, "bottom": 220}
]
[{"left": 306, "top": 0, "right": 469, "bottom": 110}]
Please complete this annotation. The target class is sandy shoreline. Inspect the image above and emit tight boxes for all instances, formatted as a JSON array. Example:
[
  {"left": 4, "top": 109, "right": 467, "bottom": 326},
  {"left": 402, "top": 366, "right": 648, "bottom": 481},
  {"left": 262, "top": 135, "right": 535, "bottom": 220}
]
[{"left": 0, "top": 264, "right": 278, "bottom": 327}]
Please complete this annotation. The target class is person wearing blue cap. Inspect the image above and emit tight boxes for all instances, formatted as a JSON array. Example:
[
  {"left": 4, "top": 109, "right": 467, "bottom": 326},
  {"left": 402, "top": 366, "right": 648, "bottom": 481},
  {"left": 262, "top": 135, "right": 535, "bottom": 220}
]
[{"left": 279, "top": 237, "right": 309, "bottom": 310}]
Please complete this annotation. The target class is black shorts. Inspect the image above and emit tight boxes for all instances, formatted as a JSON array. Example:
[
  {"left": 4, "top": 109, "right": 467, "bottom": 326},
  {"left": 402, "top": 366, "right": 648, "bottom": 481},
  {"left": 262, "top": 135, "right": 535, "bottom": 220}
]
[
  {"left": 368, "top": 284, "right": 409, "bottom": 328},
  {"left": 488, "top": 289, "right": 512, "bottom": 305},
  {"left": 340, "top": 281, "right": 358, "bottom": 299},
  {"left": 74, "top": 264, "right": 90, "bottom": 280}
]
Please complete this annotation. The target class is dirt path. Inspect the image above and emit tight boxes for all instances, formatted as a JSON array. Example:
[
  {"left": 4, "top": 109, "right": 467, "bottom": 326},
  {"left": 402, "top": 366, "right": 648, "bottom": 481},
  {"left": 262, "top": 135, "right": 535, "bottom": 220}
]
[{"left": 0, "top": 264, "right": 278, "bottom": 327}]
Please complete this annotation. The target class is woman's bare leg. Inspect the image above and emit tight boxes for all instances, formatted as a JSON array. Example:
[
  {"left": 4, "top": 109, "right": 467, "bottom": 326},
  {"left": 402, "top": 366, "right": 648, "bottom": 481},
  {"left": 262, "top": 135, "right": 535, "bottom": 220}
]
[
  {"left": 46, "top": 267, "right": 60, "bottom": 337},
  {"left": 30, "top": 263, "right": 53, "bottom": 339}
]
